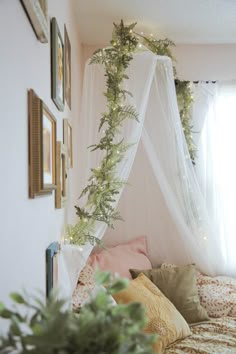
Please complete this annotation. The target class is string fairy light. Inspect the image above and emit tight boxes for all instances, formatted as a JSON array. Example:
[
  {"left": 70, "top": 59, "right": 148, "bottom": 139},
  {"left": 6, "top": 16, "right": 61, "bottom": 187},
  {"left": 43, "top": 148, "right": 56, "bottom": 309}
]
[{"left": 66, "top": 20, "right": 195, "bottom": 246}]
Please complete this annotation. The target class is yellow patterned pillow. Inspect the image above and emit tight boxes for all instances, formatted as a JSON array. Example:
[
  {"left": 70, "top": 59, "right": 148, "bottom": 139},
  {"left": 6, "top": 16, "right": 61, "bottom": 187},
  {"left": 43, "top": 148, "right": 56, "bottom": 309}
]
[{"left": 113, "top": 273, "right": 191, "bottom": 353}]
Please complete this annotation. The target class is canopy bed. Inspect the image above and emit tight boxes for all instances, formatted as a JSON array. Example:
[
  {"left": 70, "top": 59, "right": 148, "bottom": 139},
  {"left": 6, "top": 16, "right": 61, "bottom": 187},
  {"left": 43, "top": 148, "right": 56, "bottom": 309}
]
[
  {"left": 46, "top": 237, "right": 236, "bottom": 353},
  {"left": 48, "top": 28, "right": 236, "bottom": 353}
]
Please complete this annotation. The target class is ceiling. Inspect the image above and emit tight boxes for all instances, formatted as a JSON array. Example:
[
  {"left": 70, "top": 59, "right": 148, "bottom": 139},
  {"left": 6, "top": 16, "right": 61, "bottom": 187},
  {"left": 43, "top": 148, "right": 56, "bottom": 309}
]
[{"left": 75, "top": 0, "right": 236, "bottom": 45}]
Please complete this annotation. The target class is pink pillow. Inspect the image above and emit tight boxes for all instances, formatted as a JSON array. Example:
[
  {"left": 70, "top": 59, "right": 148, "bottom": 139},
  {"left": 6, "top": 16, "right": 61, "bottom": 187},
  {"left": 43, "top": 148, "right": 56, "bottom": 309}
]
[{"left": 88, "top": 236, "right": 152, "bottom": 279}]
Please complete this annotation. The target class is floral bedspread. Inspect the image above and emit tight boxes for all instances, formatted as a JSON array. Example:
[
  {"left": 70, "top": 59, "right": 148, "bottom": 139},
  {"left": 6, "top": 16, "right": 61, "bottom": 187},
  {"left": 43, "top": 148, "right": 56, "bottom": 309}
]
[{"left": 165, "top": 317, "right": 236, "bottom": 353}]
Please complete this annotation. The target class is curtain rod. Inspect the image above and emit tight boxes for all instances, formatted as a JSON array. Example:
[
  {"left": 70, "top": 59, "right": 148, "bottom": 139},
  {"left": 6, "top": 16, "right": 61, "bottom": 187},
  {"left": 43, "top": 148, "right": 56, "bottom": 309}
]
[
  {"left": 192, "top": 81, "right": 217, "bottom": 84},
  {"left": 174, "top": 80, "right": 217, "bottom": 84}
]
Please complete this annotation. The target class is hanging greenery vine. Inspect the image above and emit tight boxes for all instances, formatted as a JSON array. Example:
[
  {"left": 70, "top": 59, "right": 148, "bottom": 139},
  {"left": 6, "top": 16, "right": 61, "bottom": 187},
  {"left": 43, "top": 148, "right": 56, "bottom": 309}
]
[
  {"left": 137, "top": 34, "right": 196, "bottom": 163},
  {"left": 67, "top": 21, "right": 138, "bottom": 245},
  {"left": 67, "top": 21, "right": 195, "bottom": 246},
  {"left": 175, "top": 80, "right": 196, "bottom": 163}
]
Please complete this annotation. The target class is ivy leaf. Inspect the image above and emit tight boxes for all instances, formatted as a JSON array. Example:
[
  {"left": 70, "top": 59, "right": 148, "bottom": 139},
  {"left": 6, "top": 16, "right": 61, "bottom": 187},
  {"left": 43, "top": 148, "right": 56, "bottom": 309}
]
[
  {"left": 0, "top": 302, "right": 5, "bottom": 313},
  {"left": 0, "top": 308, "right": 14, "bottom": 319},
  {"left": 107, "top": 279, "right": 129, "bottom": 294},
  {"left": 10, "top": 292, "right": 26, "bottom": 304},
  {"left": 95, "top": 270, "right": 111, "bottom": 286},
  {"left": 9, "top": 320, "right": 21, "bottom": 336},
  {"left": 31, "top": 323, "right": 44, "bottom": 335}
]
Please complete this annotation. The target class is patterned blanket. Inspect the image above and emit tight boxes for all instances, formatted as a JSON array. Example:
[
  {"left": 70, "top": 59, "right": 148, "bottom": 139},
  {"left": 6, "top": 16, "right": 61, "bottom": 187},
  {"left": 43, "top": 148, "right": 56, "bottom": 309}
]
[{"left": 165, "top": 317, "right": 236, "bottom": 353}]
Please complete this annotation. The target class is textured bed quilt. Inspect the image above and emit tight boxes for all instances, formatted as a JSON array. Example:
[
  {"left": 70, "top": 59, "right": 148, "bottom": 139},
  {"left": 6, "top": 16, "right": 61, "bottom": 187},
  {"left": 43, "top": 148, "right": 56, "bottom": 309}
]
[{"left": 165, "top": 317, "right": 236, "bottom": 353}]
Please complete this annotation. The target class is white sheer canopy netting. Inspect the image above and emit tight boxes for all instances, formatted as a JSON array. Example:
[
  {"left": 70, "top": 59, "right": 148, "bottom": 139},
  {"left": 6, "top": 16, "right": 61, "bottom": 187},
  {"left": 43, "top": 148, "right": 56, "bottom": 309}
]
[
  {"left": 77, "top": 50, "right": 224, "bottom": 276},
  {"left": 192, "top": 82, "right": 236, "bottom": 277}
]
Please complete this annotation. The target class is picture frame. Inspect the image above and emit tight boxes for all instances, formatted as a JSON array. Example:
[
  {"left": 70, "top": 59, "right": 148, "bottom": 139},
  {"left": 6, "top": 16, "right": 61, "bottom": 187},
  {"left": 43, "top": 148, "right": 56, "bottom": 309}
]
[
  {"left": 20, "top": 0, "right": 49, "bottom": 43},
  {"left": 64, "top": 25, "right": 71, "bottom": 109},
  {"left": 28, "top": 89, "right": 57, "bottom": 198},
  {"left": 55, "top": 141, "right": 67, "bottom": 209},
  {"left": 63, "top": 119, "right": 73, "bottom": 168},
  {"left": 51, "top": 17, "right": 65, "bottom": 111}
]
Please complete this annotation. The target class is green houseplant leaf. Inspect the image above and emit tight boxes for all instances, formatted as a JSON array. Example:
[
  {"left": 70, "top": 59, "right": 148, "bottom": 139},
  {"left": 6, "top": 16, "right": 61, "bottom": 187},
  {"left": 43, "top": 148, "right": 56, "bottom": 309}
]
[{"left": 0, "top": 272, "right": 156, "bottom": 354}]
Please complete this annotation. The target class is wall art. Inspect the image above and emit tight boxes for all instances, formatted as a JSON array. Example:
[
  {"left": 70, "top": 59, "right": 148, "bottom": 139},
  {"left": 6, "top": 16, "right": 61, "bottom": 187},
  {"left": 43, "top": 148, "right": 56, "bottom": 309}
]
[
  {"left": 63, "top": 118, "right": 73, "bottom": 168},
  {"left": 51, "top": 17, "right": 65, "bottom": 111},
  {"left": 64, "top": 25, "right": 71, "bottom": 109},
  {"left": 21, "top": 0, "right": 49, "bottom": 43},
  {"left": 28, "top": 89, "right": 57, "bottom": 198},
  {"left": 55, "top": 141, "right": 67, "bottom": 209}
]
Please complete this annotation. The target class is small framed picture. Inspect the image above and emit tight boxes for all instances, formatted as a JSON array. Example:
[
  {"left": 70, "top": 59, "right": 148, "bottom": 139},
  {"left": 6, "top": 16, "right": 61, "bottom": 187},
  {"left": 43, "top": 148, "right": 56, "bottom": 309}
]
[
  {"left": 21, "top": 0, "right": 49, "bottom": 43},
  {"left": 51, "top": 17, "right": 65, "bottom": 111},
  {"left": 64, "top": 25, "right": 71, "bottom": 109},
  {"left": 63, "top": 119, "right": 73, "bottom": 168},
  {"left": 55, "top": 141, "right": 67, "bottom": 209},
  {"left": 28, "top": 89, "right": 57, "bottom": 198}
]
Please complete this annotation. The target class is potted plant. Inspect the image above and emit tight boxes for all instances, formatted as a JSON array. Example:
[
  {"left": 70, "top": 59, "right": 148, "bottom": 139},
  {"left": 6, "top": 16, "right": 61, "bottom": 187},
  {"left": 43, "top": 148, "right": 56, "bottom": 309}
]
[{"left": 0, "top": 272, "right": 155, "bottom": 353}]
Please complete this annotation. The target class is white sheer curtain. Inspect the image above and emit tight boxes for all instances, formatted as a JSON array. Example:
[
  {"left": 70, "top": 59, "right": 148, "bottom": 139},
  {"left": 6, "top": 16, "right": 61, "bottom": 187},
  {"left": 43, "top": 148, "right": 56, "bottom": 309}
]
[
  {"left": 104, "top": 51, "right": 224, "bottom": 275},
  {"left": 75, "top": 49, "right": 228, "bottom": 276},
  {"left": 76, "top": 51, "right": 158, "bottom": 257},
  {"left": 193, "top": 82, "right": 236, "bottom": 276}
]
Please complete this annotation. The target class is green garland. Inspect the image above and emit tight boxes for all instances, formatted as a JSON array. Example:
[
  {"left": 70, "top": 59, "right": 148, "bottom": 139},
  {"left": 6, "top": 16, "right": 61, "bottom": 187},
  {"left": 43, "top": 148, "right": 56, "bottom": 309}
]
[
  {"left": 67, "top": 21, "right": 138, "bottom": 245},
  {"left": 175, "top": 80, "right": 196, "bottom": 163},
  {"left": 137, "top": 33, "right": 176, "bottom": 74},
  {"left": 67, "top": 21, "right": 195, "bottom": 246},
  {"left": 138, "top": 34, "right": 196, "bottom": 162}
]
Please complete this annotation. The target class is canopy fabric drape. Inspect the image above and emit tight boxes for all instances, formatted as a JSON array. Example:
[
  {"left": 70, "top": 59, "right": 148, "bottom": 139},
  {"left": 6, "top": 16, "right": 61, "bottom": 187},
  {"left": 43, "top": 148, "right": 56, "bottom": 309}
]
[
  {"left": 192, "top": 82, "right": 236, "bottom": 277},
  {"left": 77, "top": 51, "right": 158, "bottom": 257},
  {"left": 77, "top": 50, "right": 224, "bottom": 276}
]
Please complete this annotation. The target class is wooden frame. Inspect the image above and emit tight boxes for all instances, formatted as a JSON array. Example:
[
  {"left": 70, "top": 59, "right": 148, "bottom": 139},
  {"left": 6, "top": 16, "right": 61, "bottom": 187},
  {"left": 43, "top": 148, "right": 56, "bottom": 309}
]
[
  {"left": 63, "top": 119, "right": 73, "bottom": 168},
  {"left": 55, "top": 141, "right": 67, "bottom": 209},
  {"left": 64, "top": 25, "right": 71, "bottom": 109},
  {"left": 21, "top": 0, "right": 49, "bottom": 43},
  {"left": 46, "top": 242, "right": 60, "bottom": 297},
  {"left": 51, "top": 17, "right": 65, "bottom": 111},
  {"left": 28, "top": 89, "right": 57, "bottom": 198}
]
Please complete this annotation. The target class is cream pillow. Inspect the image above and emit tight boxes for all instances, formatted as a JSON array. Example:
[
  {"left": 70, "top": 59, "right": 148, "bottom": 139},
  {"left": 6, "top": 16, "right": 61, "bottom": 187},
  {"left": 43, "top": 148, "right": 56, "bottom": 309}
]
[
  {"left": 72, "top": 264, "right": 116, "bottom": 311},
  {"left": 197, "top": 273, "right": 236, "bottom": 317},
  {"left": 113, "top": 273, "right": 191, "bottom": 353},
  {"left": 72, "top": 264, "right": 96, "bottom": 311}
]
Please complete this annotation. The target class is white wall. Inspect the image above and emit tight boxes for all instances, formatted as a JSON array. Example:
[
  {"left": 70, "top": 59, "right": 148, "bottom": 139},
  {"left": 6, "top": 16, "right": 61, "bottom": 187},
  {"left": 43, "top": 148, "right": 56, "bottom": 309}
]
[
  {"left": 0, "top": 0, "right": 83, "bottom": 320},
  {"left": 174, "top": 44, "right": 236, "bottom": 81},
  {"left": 83, "top": 44, "right": 236, "bottom": 81}
]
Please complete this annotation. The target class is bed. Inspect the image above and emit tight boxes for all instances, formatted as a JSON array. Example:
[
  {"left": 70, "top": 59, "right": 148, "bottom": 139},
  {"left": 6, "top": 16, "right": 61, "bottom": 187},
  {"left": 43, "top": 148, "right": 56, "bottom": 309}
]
[
  {"left": 166, "top": 317, "right": 236, "bottom": 353},
  {"left": 46, "top": 239, "right": 236, "bottom": 354}
]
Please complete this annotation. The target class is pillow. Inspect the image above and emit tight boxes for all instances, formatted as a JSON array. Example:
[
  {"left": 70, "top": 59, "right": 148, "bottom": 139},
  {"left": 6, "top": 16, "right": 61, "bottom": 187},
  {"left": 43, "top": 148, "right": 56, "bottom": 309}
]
[
  {"left": 130, "top": 264, "right": 210, "bottom": 324},
  {"left": 161, "top": 262, "right": 202, "bottom": 278},
  {"left": 72, "top": 264, "right": 96, "bottom": 311},
  {"left": 113, "top": 273, "right": 191, "bottom": 353},
  {"left": 161, "top": 262, "right": 236, "bottom": 318},
  {"left": 197, "top": 273, "right": 236, "bottom": 317},
  {"left": 72, "top": 264, "right": 116, "bottom": 311},
  {"left": 88, "top": 236, "right": 152, "bottom": 278}
]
